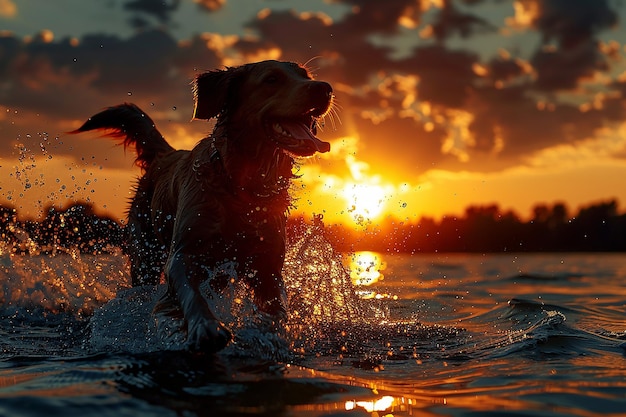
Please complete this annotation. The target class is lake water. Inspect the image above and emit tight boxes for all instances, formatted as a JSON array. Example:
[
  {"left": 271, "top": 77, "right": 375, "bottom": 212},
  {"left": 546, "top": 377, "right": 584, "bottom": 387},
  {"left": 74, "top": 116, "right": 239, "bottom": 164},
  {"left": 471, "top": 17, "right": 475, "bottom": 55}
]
[{"left": 1, "top": 225, "right": 626, "bottom": 416}]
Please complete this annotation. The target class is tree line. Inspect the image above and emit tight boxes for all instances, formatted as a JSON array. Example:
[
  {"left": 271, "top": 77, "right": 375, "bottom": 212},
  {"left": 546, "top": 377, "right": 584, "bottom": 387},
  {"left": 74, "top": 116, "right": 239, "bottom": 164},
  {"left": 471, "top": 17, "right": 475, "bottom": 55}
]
[
  {"left": 1, "top": 199, "right": 625, "bottom": 254},
  {"left": 318, "top": 200, "right": 626, "bottom": 253},
  {"left": 0, "top": 202, "right": 122, "bottom": 254}
]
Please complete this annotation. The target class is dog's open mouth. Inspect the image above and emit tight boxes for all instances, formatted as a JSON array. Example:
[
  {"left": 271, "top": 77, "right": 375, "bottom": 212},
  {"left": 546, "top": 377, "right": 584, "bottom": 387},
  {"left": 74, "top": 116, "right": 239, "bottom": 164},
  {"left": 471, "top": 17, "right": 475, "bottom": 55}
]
[{"left": 270, "top": 118, "right": 331, "bottom": 157}]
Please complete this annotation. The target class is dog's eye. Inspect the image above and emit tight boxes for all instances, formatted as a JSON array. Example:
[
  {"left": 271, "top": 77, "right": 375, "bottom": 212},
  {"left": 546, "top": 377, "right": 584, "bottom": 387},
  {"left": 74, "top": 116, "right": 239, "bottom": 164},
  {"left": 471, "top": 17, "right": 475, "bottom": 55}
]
[{"left": 264, "top": 74, "right": 280, "bottom": 85}]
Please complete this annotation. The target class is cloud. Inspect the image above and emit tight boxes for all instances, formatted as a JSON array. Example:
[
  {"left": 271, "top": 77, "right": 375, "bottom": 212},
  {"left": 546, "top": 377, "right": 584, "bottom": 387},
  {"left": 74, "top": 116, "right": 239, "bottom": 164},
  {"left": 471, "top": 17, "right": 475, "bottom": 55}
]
[
  {"left": 241, "top": 1, "right": 626, "bottom": 175},
  {"left": 0, "top": 0, "right": 16, "bottom": 18},
  {"left": 430, "top": 0, "right": 497, "bottom": 41},
  {"left": 123, "top": 0, "right": 181, "bottom": 24},
  {"left": 194, "top": 0, "right": 225, "bottom": 12},
  {"left": 2, "top": 0, "right": 626, "bottom": 184},
  {"left": 245, "top": 9, "right": 337, "bottom": 61},
  {"left": 331, "top": 0, "right": 427, "bottom": 36},
  {"left": 0, "top": 28, "right": 228, "bottom": 112},
  {"left": 510, "top": 0, "right": 619, "bottom": 92},
  {"left": 531, "top": 41, "right": 609, "bottom": 91},
  {"left": 0, "top": 28, "right": 226, "bottom": 167},
  {"left": 398, "top": 44, "right": 479, "bottom": 108},
  {"left": 528, "top": 0, "right": 618, "bottom": 49}
]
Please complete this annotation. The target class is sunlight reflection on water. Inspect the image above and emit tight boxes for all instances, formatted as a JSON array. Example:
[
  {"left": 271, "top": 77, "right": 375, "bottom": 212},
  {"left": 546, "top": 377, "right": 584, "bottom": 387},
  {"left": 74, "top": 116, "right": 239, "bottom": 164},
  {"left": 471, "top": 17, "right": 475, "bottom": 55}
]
[
  {"left": 345, "top": 251, "right": 385, "bottom": 286},
  {"left": 2, "top": 221, "right": 626, "bottom": 416},
  {"left": 344, "top": 251, "right": 399, "bottom": 300}
]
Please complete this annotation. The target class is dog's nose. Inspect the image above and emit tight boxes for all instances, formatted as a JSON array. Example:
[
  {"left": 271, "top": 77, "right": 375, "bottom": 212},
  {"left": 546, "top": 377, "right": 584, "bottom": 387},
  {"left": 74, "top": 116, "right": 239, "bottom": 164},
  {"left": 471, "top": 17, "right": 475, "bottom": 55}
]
[
  {"left": 308, "top": 82, "right": 333, "bottom": 114},
  {"left": 309, "top": 81, "right": 333, "bottom": 102}
]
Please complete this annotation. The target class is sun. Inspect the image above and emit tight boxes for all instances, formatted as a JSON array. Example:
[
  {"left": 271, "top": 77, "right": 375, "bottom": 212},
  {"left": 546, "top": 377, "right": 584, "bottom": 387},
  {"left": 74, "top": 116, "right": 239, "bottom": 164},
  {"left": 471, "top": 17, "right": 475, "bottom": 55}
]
[
  {"left": 338, "top": 153, "right": 391, "bottom": 224},
  {"left": 343, "top": 182, "right": 387, "bottom": 222}
]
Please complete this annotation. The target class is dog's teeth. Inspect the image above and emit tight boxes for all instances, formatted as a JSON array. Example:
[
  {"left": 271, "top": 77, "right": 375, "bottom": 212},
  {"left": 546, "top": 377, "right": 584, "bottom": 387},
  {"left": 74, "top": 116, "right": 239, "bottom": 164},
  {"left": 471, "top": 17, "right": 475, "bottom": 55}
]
[{"left": 273, "top": 123, "right": 291, "bottom": 137}]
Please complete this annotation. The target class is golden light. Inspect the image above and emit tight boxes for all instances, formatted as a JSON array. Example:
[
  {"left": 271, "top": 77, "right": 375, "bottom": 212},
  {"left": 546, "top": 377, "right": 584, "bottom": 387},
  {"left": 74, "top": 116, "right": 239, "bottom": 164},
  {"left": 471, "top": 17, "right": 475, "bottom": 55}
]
[
  {"left": 345, "top": 396, "right": 395, "bottom": 412},
  {"left": 346, "top": 251, "right": 385, "bottom": 286},
  {"left": 341, "top": 154, "right": 391, "bottom": 224},
  {"left": 0, "top": 0, "right": 17, "bottom": 18},
  {"left": 343, "top": 182, "right": 387, "bottom": 221},
  {"left": 293, "top": 136, "right": 425, "bottom": 226},
  {"left": 506, "top": 0, "right": 540, "bottom": 29}
]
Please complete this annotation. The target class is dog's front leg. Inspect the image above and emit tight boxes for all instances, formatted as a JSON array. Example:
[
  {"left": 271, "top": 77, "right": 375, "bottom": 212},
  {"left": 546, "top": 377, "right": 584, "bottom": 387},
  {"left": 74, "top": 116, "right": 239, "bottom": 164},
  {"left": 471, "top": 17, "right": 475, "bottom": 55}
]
[
  {"left": 247, "top": 261, "right": 288, "bottom": 326},
  {"left": 164, "top": 247, "right": 232, "bottom": 352}
]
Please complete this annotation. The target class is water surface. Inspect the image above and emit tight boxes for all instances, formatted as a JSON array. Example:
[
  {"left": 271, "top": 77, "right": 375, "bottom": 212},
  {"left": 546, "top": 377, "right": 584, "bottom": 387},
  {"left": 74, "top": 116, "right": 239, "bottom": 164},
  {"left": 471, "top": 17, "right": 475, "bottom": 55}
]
[{"left": 1, "top": 236, "right": 625, "bottom": 416}]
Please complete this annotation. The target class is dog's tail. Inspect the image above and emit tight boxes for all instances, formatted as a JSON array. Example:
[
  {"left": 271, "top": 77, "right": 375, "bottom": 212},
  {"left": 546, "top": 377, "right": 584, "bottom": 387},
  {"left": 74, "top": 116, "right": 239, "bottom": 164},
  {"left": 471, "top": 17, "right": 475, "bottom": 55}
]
[{"left": 71, "top": 103, "right": 174, "bottom": 170}]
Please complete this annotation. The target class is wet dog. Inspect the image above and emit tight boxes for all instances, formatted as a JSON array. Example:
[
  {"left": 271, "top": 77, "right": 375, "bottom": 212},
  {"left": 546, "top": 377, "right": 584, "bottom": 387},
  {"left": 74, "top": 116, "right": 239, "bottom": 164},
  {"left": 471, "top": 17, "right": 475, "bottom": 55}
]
[{"left": 73, "top": 60, "right": 333, "bottom": 352}]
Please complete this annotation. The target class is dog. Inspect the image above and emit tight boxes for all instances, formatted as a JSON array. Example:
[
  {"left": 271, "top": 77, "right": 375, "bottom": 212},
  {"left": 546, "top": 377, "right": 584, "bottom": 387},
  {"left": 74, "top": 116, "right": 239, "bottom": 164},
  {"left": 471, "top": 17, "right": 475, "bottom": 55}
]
[{"left": 73, "top": 60, "right": 333, "bottom": 352}]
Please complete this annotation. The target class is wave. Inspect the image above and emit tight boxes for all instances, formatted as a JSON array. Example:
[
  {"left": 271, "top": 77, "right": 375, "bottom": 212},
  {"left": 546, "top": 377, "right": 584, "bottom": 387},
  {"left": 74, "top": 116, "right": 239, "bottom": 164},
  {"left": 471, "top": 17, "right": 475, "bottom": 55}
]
[
  {"left": 2, "top": 225, "right": 625, "bottom": 371},
  {"left": 0, "top": 223, "right": 472, "bottom": 366},
  {"left": 0, "top": 247, "right": 128, "bottom": 315},
  {"left": 507, "top": 272, "right": 585, "bottom": 281},
  {"left": 453, "top": 296, "right": 626, "bottom": 362}
]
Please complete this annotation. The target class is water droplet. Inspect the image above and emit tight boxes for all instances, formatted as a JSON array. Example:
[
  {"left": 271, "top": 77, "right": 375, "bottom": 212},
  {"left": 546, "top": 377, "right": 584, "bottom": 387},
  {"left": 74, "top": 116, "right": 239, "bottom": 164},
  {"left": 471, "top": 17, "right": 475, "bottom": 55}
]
[
  {"left": 172, "top": 106, "right": 177, "bottom": 111},
  {"left": 127, "top": 91, "right": 132, "bottom": 96}
]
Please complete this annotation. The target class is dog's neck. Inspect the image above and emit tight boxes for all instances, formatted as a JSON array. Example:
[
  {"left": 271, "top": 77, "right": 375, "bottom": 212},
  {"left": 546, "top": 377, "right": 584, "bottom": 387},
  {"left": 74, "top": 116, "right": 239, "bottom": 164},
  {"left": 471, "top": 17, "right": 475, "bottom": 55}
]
[{"left": 206, "top": 122, "right": 294, "bottom": 205}]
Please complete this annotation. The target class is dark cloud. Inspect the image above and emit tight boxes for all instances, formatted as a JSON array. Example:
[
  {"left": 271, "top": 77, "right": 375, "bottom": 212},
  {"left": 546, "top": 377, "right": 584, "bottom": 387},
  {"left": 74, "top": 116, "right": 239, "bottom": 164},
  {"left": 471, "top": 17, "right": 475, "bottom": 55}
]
[
  {"left": 244, "top": 7, "right": 474, "bottom": 104},
  {"left": 487, "top": 54, "right": 528, "bottom": 83},
  {"left": 332, "top": 0, "right": 426, "bottom": 36},
  {"left": 1, "top": 30, "right": 189, "bottom": 115},
  {"left": 467, "top": 82, "right": 626, "bottom": 160},
  {"left": 529, "top": 0, "right": 618, "bottom": 50},
  {"left": 0, "top": 29, "right": 222, "bottom": 166},
  {"left": 0, "top": 29, "right": 224, "bottom": 114},
  {"left": 525, "top": 0, "right": 619, "bottom": 92},
  {"left": 127, "top": 15, "right": 152, "bottom": 31},
  {"left": 123, "top": 0, "right": 181, "bottom": 24},
  {"left": 531, "top": 40, "right": 608, "bottom": 91},
  {"left": 2, "top": 0, "right": 626, "bottom": 181},
  {"left": 246, "top": 10, "right": 336, "bottom": 57},
  {"left": 241, "top": 0, "right": 625, "bottom": 172},
  {"left": 174, "top": 34, "right": 222, "bottom": 73},
  {"left": 430, "top": 0, "right": 497, "bottom": 41},
  {"left": 81, "top": 30, "right": 181, "bottom": 93},
  {"left": 398, "top": 45, "right": 479, "bottom": 108},
  {"left": 246, "top": 9, "right": 395, "bottom": 84}
]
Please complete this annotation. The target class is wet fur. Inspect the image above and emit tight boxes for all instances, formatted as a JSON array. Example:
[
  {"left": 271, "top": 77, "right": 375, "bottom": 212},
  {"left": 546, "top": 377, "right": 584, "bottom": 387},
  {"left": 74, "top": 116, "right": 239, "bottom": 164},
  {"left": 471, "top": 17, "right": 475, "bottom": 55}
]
[{"left": 73, "top": 60, "right": 333, "bottom": 352}]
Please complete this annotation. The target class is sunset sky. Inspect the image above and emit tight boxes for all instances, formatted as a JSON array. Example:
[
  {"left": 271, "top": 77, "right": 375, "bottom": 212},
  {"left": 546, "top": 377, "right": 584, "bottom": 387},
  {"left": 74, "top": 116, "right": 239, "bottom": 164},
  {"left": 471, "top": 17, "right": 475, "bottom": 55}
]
[{"left": 2, "top": 0, "right": 626, "bottom": 226}]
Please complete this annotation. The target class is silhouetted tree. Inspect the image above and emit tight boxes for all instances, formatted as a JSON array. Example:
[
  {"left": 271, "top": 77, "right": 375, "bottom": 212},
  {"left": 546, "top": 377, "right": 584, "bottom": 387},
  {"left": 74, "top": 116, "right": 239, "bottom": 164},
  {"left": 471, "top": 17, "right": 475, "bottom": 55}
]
[
  {"left": 35, "top": 202, "right": 123, "bottom": 254},
  {"left": 2, "top": 200, "right": 625, "bottom": 254},
  {"left": 0, "top": 204, "right": 18, "bottom": 246}
]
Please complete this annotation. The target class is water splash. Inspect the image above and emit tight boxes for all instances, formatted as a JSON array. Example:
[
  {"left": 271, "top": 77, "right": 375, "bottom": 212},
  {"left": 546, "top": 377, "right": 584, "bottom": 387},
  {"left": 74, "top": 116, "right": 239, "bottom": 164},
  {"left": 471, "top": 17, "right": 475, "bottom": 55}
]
[
  {"left": 0, "top": 248, "right": 127, "bottom": 316},
  {"left": 88, "top": 218, "right": 370, "bottom": 358},
  {"left": 0, "top": 219, "right": 462, "bottom": 362},
  {"left": 284, "top": 216, "right": 364, "bottom": 329}
]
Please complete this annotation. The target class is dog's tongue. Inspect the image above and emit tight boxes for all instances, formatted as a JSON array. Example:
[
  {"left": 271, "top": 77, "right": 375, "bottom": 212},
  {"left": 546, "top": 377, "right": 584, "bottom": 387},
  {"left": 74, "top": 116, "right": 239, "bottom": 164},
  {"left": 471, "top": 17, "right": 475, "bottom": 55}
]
[{"left": 282, "top": 121, "right": 330, "bottom": 153}]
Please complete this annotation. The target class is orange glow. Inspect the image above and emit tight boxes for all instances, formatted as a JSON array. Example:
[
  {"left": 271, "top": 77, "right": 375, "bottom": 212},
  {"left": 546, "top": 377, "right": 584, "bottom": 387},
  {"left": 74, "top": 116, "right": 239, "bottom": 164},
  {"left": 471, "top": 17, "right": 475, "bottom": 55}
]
[
  {"left": 294, "top": 135, "right": 416, "bottom": 227},
  {"left": 339, "top": 154, "right": 397, "bottom": 225},
  {"left": 346, "top": 251, "right": 385, "bottom": 286},
  {"left": 507, "top": 0, "right": 540, "bottom": 29},
  {"left": 343, "top": 182, "right": 386, "bottom": 222},
  {"left": 4, "top": 119, "right": 626, "bottom": 229},
  {"left": 0, "top": 0, "right": 17, "bottom": 18},
  {"left": 345, "top": 395, "right": 394, "bottom": 412}
]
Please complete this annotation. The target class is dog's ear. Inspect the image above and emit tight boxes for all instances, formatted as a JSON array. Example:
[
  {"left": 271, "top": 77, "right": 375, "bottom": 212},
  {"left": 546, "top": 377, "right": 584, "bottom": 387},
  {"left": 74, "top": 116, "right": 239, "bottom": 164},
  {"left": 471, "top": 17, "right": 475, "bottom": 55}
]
[{"left": 192, "top": 69, "right": 233, "bottom": 120}]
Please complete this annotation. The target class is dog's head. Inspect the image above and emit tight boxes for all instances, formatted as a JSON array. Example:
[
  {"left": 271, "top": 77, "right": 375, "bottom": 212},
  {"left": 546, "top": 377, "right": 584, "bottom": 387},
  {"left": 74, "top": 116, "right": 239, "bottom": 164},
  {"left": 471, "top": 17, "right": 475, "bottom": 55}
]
[{"left": 193, "top": 60, "right": 333, "bottom": 157}]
